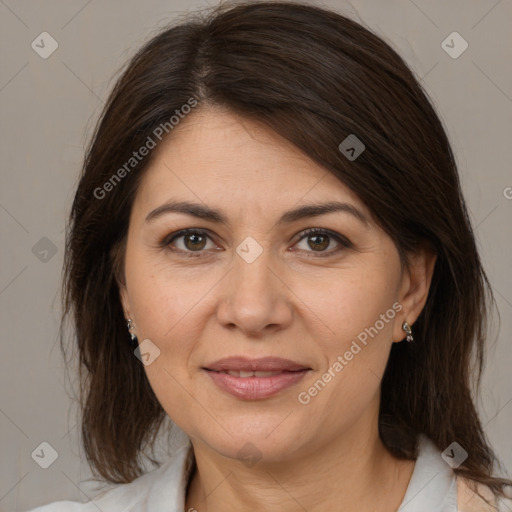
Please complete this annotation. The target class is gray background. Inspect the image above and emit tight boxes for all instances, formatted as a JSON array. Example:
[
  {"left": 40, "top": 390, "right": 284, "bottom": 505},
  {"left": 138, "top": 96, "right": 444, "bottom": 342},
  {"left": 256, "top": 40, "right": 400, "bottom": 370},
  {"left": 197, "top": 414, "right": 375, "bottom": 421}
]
[{"left": 1, "top": 0, "right": 511, "bottom": 510}]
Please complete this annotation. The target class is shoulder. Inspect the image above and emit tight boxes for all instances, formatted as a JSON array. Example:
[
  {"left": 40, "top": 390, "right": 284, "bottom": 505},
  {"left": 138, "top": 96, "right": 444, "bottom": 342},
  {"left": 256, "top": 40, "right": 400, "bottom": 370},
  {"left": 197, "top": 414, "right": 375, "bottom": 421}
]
[
  {"left": 457, "top": 477, "right": 512, "bottom": 512},
  {"left": 23, "top": 443, "right": 194, "bottom": 512}
]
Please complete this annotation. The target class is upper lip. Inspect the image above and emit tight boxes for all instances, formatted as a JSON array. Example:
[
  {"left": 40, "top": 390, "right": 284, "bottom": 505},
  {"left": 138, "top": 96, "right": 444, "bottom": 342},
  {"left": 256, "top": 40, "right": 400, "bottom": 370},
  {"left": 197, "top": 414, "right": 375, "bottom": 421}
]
[{"left": 203, "top": 356, "right": 310, "bottom": 372}]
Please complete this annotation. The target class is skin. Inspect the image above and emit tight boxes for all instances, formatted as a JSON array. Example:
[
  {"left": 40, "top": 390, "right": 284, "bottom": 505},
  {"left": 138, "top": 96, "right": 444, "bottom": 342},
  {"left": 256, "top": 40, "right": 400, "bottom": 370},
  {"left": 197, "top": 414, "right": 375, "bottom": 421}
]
[{"left": 119, "top": 106, "right": 437, "bottom": 512}]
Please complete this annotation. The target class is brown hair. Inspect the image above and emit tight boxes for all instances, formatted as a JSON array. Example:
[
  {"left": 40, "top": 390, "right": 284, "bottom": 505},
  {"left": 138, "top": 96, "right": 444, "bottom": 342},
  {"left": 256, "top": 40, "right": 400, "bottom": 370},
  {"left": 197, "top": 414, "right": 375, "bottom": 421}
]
[{"left": 62, "top": 0, "right": 511, "bottom": 500}]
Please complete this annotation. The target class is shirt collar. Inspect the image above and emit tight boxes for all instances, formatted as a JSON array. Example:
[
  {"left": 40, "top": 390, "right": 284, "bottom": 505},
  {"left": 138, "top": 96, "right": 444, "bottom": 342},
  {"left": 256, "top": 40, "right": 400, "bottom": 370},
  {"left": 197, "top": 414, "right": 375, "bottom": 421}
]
[{"left": 398, "top": 434, "right": 458, "bottom": 511}]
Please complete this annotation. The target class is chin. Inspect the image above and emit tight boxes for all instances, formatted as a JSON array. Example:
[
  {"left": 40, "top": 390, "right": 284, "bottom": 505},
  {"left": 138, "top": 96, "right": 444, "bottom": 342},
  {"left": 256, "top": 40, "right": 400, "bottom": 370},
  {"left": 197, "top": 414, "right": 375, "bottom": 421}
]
[{"left": 194, "top": 419, "right": 308, "bottom": 465}]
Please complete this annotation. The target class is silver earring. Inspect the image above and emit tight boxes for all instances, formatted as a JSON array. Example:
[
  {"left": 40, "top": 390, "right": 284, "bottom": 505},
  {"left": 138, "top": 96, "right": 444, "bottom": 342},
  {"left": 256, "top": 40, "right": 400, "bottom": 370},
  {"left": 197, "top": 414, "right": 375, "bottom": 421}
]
[
  {"left": 127, "top": 318, "right": 137, "bottom": 341},
  {"left": 402, "top": 321, "right": 413, "bottom": 343}
]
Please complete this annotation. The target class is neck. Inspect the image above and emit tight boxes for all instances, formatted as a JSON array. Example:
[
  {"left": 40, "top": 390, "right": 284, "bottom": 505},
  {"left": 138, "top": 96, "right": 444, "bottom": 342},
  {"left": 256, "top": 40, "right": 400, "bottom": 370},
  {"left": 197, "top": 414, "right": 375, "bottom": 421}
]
[{"left": 185, "top": 415, "right": 415, "bottom": 512}]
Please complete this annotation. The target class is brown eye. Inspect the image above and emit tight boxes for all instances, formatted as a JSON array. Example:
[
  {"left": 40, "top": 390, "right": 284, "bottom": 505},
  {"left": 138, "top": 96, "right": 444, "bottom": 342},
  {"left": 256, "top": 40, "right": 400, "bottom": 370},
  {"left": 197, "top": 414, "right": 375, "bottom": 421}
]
[
  {"left": 307, "top": 233, "right": 330, "bottom": 251},
  {"left": 294, "top": 228, "right": 352, "bottom": 256},
  {"left": 164, "top": 229, "right": 216, "bottom": 255},
  {"left": 183, "top": 232, "right": 207, "bottom": 251}
]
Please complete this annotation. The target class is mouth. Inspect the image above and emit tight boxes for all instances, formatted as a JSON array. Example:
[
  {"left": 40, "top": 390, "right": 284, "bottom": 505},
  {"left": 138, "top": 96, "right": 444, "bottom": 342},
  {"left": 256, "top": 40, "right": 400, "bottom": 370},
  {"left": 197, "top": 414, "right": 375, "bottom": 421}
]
[
  {"left": 203, "top": 355, "right": 311, "bottom": 373},
  {"left": 202, "top": 356, "right": 311, "bottom": 400},
  {"left": 208, "top": 369, "right": 301, "bottom": 378}
]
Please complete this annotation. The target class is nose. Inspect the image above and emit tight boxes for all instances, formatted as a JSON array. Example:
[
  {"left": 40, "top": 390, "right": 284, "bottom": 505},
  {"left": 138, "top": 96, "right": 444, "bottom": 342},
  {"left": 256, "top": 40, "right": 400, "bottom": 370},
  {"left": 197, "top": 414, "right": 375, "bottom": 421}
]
[{"left": 215, "top": 247, "right": 294, "bottom": 338}]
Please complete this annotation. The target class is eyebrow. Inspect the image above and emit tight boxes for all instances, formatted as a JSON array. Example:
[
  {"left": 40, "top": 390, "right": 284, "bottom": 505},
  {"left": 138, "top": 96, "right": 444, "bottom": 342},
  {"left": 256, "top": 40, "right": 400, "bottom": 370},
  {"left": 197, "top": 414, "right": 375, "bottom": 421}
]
[{"left": 145, "top": 200, "right": 369, "bottom": 226}]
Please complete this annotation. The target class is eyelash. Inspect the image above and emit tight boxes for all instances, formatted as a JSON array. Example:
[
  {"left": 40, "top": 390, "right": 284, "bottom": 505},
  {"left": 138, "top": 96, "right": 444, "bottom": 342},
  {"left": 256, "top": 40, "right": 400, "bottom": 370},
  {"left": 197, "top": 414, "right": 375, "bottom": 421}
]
[{"left": 160, "top": 227, "right": 352, "bottom": 258}]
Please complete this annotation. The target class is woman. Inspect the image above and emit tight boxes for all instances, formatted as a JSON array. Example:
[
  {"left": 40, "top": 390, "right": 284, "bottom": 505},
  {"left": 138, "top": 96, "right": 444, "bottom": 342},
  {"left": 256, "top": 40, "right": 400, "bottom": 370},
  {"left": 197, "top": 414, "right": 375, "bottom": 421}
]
[{"left": 27, "top": 1, "right": 512, "bottom": 511}]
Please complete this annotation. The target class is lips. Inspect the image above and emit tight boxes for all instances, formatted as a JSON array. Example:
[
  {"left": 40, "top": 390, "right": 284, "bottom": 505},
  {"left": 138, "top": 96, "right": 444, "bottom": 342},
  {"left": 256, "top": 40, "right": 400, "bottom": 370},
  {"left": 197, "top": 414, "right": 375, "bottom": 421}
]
[
  {"left": 204, "top": 356, "right": 310, "bottom": 373},
  {"left": 203, "top": 356, "right": 311, "bottom": 400},
  {"left": 218, "top": 370, "right": 286, "bottom": 378}
]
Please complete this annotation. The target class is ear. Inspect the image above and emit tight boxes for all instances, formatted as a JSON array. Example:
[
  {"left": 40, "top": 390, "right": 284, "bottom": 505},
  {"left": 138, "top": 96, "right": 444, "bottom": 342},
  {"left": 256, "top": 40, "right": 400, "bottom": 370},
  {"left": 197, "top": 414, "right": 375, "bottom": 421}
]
[
  {"left": 111, "top": 240, "right": 132, "bottom": 321},
  {"left": 393, "top": 241, "right": 437, "bottom": 342},
  {"left": 119, "top": 284, "right": 132, "bottom": 322}
]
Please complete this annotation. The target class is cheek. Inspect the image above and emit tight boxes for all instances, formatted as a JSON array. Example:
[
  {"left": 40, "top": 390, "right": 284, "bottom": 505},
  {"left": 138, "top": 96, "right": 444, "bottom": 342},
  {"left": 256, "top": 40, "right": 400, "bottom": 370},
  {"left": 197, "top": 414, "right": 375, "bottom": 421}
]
[
  {"left": 125, "top": 247, "right": 203, "bottom": 341},
  {"left": 295, "top": 265, "right": 399, "bottom": 352},
  {"left": 296, "top": 264, "right": 399, "bottom": 416},
  {"left": 293, "top": 265, "right": 399, "bottom": 408},
  {"left": 125, "top": 262, "right": 207, "bottom": 430}
]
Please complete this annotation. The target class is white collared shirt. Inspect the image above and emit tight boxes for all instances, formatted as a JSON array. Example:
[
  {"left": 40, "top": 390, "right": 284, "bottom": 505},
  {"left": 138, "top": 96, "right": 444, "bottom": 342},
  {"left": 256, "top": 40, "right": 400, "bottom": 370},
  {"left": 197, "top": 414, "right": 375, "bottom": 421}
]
[{"left": 25, "top": 436, "right": 512, "bottom": 511}]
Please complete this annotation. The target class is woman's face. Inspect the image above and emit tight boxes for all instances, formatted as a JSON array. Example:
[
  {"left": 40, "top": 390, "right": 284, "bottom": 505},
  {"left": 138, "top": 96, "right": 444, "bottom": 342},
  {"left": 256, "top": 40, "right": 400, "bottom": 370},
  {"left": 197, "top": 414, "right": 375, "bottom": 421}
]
[{"left": 120, "top": 107, "right": 430, "bottom": 463}]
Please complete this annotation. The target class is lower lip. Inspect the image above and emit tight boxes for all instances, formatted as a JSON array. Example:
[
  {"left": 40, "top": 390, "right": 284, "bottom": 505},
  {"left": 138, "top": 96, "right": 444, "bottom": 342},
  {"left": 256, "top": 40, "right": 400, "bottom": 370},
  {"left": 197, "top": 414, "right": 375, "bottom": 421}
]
[{"left": 204, "top": 369, "right": 309, "bottom": 400}]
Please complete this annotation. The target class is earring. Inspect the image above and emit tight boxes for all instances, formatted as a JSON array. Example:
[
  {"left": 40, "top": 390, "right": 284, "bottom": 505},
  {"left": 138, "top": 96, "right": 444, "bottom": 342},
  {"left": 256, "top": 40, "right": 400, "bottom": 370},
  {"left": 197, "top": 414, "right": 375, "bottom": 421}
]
[
  {"left": 402, "top": 321, "right": 413, "bottom": 343},
  {"left": 127, "top": 318, "right": 138, "bottom": 345}
]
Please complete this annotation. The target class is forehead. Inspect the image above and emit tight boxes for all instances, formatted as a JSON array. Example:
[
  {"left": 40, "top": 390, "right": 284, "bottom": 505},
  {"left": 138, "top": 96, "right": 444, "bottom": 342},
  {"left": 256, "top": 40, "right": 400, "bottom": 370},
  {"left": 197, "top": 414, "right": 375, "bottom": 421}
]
[{"left": 132, "top": 107, "right": 369, "bottom": 222}]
